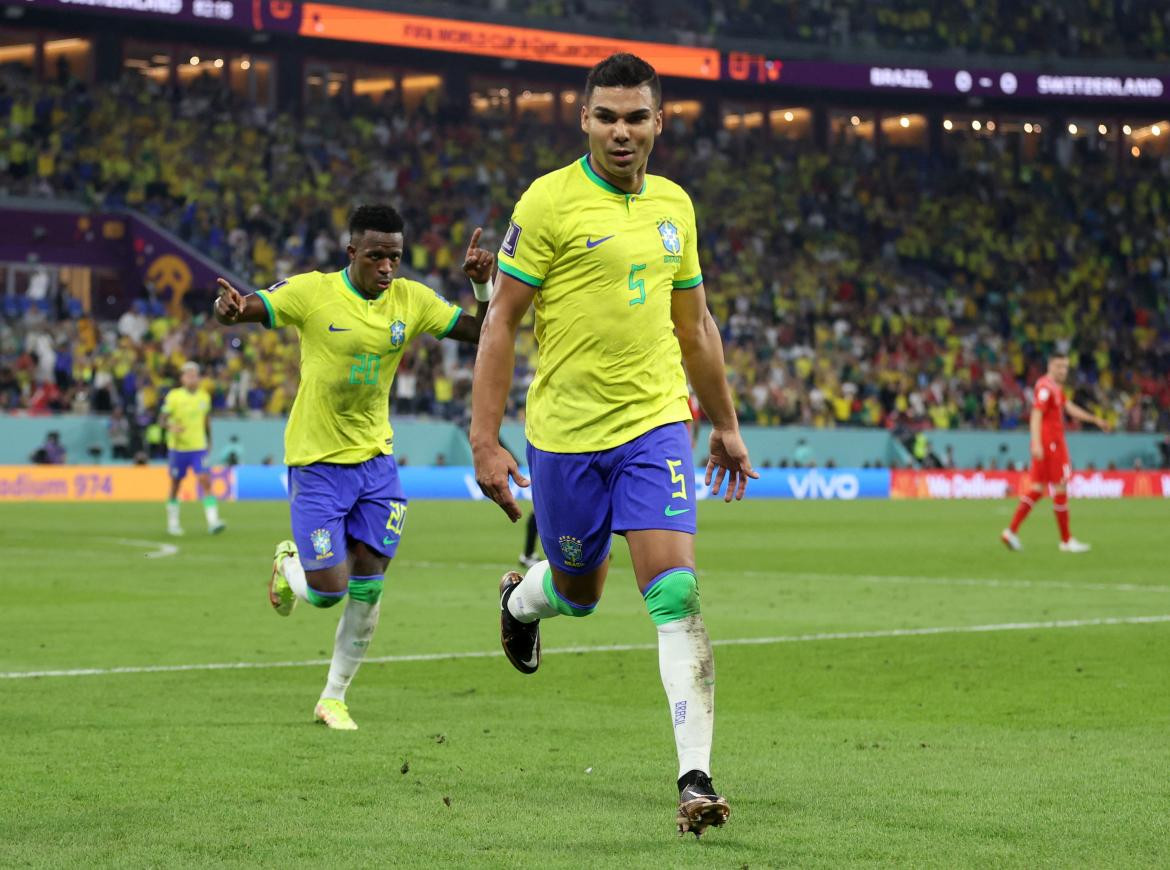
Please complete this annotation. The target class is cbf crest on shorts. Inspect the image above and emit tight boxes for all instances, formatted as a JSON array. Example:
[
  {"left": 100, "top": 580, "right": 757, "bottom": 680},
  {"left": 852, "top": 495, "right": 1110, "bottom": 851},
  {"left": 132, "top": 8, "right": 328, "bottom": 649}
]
[
  {"left": 558, "top": 535, "right": 585, "bottom": 569},
  {"left": 389, "top": 320, "right": 406, "bottom": 350},
  {"left": 657, "top": 219, "right": 681, "bottom": 255},
  {"left": 310, "top": 528, "right": 334, "bottom": 559}
]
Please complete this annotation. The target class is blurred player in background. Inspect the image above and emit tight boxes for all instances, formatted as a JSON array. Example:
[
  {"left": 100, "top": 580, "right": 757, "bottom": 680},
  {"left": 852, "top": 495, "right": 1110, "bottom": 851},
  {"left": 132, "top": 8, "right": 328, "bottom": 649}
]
[
  {"left": 214, "top": 205, "right": 493, "bottom": 730},
  {"left": 159, "top": 361, "right": 225, "bottom": 536},
  {"left": 471, "top": 53, "right": 756, "bottom": 837},
  {"left": 1002, "top": 349, "right": 1110, "bottom": 552}
]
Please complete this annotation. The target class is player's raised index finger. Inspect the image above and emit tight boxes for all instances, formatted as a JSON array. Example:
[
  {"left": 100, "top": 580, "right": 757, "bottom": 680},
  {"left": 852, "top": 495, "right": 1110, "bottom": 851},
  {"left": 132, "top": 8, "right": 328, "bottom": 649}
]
[
  {"left": 467, "top": 227, "right": 483, "bottom": 253},
  {"left": 216, "top": 277, "right": 234, "bottom": 294}
]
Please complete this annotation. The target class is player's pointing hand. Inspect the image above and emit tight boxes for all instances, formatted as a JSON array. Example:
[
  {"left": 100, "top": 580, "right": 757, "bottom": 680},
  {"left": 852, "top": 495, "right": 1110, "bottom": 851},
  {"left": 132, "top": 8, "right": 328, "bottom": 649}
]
[
  {"left": 463, "top": 226, "right": 494, "bottom": 284},
  {"left": 214, "top": 277, "right": 245, "bottom": 324}
]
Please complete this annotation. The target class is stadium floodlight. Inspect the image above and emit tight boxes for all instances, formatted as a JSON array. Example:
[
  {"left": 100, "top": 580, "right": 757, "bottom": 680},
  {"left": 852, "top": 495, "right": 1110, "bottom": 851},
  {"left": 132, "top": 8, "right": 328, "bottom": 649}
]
[
  {"left": 943, "top": 119, "right": 953, "bottom": 131},
  {"left": 850, "top": 115, "right": 860, "bottom": 126},
  {"left": 899, "top": 116, "right": 909, "bottom": 128},
  {"left": 1098, "top": 124, "right": 1107, "bottom": 134},
  {"left": 972, "top": 120, "right": 982, "bottom": 131},
  {"left": 1153, "top": 125, "right": 1162, "bottom": 137},
  {"left": 241, "top": 59, "right": 251, "bottom": 71},
  {"left": 1123, "top": 124, "right": 1132, "bottom": 135},
  {"left": 784, "top": 111, "right": 794, "bottom": 122},
  {"left": 189, "top": 56, "right": 200, "bottom": 65},
  {"left": 1068, "top": 123, "right": 1078, "bottom": 135},
  {"left": 1024, "top": 123, "right": 1033, "bottom": 133},
  {"left": 986, "top": 121, "right": 996, "bottom": 131},
  {"left": 214, "top": 58, "right": 224, "bottom": 69},
  {"left": 1132, "top": 146, "right": 1141, "bottom": 157}
]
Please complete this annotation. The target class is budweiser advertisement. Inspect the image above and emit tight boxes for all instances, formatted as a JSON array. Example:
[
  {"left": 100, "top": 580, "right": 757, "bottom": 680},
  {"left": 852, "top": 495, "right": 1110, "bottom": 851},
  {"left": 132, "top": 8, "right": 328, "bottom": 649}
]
[{"left": 891, "top": 470, "right": 1170, "bottom": 499}]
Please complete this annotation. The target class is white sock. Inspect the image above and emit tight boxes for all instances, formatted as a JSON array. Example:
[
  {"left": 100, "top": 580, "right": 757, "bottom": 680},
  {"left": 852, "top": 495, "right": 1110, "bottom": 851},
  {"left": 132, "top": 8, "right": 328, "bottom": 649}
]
[
  {"left": 320, "top": 598, "right": 380, "bottom": 702},
  {"left": 279, "top": 554, "right": 310, "bottom": 602},
  {"left": 507, "top": 559, "right": 560, "bottom": 623},
  {"left": 204, "top": 501, "right": 220, "bottom": 528},
  {"left": 166, "top": 501, "right": 181, "bottom": 529},
  {"left": 658, "top": 614, "right": 715, "bottom": 778}
]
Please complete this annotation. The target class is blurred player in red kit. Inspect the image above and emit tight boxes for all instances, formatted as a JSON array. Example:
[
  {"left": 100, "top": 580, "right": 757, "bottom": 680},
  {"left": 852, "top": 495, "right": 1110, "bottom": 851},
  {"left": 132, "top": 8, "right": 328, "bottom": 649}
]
[{"left": 1002, "top": 349, "right": 1110, "bottom": 552}]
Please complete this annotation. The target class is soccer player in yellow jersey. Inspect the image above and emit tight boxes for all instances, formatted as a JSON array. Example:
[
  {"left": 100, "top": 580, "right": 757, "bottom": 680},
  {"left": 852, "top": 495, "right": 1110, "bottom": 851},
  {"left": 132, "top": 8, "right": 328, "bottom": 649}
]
[
  {"left": 159, "top": 361, "right": 224, "bottom": 536},
  {"left": 471, "top": 53, "right": 757, "bottom": 837},
  {"left": 214, "top": 205, "right": 494, "bottom": 730}
]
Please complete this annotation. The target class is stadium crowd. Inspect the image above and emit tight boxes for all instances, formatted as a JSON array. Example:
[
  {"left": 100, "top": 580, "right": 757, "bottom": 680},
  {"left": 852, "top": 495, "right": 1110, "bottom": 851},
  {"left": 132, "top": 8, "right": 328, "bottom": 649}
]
[
  {"left": 2, "top": 69, "right": 1169, "bottom": 441},
  {"left": 459, "top": 0, "right": 1170, "bottom": 60}
]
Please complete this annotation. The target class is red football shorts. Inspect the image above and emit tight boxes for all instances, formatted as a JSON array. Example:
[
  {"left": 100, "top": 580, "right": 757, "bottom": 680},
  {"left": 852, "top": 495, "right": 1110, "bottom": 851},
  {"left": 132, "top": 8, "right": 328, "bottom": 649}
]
[{"left": 1030, "top": 440, "right": 1070, "bottom": 485}]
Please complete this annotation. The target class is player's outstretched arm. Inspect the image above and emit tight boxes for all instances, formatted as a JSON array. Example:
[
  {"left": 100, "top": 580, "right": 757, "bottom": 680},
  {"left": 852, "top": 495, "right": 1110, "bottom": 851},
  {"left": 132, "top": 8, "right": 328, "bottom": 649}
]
[
  {"left": 447, "top": 227, "right": 494, "bottom": 344},
  {"left": 1065, "top": 399, "right": 1112, "bottom": 432},
  {"left": 470, "top": 271, "right": 537, "bottom": 522},
  {"left": 671, "top": 283, "right": 758, "bottom": 502},
  {"left": 213, "top": 278, "right": 270, "bottom": 326}
]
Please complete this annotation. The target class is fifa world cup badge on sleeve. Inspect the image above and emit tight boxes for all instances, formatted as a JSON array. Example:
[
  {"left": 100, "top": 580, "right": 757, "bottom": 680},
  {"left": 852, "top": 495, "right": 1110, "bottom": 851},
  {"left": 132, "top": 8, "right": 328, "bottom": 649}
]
[
  {"left": 502, "top": 221, "right": 522, "bottom": 257},
  {"left": 310, "top": 528, "right": 334, "bottom": 560}
]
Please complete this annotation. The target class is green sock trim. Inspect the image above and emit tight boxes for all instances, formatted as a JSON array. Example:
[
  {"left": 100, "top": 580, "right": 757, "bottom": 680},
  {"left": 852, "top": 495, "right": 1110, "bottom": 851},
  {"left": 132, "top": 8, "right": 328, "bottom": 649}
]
[
  {"left": 202, "top": 495, "right": 217, "bottom": 508},
  {"left": 542, "top": 568, "right": 597, "bottom": 617},
  {"left": 643, "top": 569, "right": 700, "bottom": 626},
  {"left": 305, "top": 586, "right": 345, "bottom": 608},
  {"left": 167, "top": 499, "right": 179, "bottom": 506},
  {"left": 347, "top": 576, "right": 384, "bottom": 604}
]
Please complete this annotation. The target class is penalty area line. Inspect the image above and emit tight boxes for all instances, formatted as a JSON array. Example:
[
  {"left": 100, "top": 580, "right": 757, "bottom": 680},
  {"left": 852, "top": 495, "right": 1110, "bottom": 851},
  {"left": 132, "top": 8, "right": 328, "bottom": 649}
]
[{"left": 2, "top": 614, "right": 1169, "bottom": 681}]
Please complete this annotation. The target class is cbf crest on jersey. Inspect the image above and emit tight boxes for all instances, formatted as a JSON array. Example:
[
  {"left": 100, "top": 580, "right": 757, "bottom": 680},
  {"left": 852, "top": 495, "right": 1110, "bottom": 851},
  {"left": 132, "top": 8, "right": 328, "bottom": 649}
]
[
  {"left": 657, "top": 219, "right": 681, "bottom": 255},
  {"left": 310, "top": 528, "right": 334, "bottom": 559},
  {"left": 389, "top": 320, "right": 406, "bottom": 349}
]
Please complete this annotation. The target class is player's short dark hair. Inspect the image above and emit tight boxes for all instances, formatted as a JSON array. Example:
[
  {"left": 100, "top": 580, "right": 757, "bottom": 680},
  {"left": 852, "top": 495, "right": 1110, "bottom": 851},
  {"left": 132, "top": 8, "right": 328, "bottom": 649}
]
[
  {"left": 1049, "top": 341, "right": 1071, "bottom": 360},
  {"left": 348, "top": 204, "right": 404, "bottom": 238},
  {"left": 585, "top": 53, "right": 661, "bottom": 107}
]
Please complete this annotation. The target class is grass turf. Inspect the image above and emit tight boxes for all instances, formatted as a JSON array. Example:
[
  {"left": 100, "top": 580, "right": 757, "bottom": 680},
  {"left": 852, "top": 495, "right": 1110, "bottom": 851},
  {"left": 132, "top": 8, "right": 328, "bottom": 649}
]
[{"left": 0, "top": 498, "right": 1167, "bottom": 867}]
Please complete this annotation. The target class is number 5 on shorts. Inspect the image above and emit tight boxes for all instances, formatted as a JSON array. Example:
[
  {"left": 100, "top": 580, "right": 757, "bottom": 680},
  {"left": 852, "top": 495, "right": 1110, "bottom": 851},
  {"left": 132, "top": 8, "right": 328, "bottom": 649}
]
[{"left": 666, "top": 458, "right": 687, "bottom": 500}]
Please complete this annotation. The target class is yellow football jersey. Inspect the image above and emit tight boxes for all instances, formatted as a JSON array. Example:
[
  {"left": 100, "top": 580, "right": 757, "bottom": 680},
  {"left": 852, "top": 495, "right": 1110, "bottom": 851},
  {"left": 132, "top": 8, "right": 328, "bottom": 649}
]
[
  {"left": 497, "top": 155, "right": 702, "bottom": 453},
  {"left": 257, "top": 269, "right": 461, "bottom": 466},
  {"left": 162, "top": 387, "right": 211, "bottom": 452}
]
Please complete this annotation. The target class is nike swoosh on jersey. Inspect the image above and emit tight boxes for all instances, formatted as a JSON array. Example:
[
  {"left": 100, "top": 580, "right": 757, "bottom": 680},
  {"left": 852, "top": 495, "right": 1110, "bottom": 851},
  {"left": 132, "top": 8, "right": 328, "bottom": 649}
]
[
  {"left": 664, "top": 505, "right": 691, "bottom": 517},
  {"left": 585, "top": 235, "right": 615, "bottom": 248},
  {"left": 328, "top": 324, "right": 351, "bottom": 332}
]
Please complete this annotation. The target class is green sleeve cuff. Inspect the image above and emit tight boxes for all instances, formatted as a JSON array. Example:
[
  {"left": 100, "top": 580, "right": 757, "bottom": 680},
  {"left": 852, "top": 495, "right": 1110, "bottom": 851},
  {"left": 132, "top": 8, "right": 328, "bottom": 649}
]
[
  {"left": 437, "top": 307, "right": 462, "bottom": 339},
  {"left": 672, "top": 274, "right": 703, "bottom": 290},
  {"left": 498, "top": 261, "right": 544, "bottom": 288},
  {"left": 256, "top": 291, "right": 276, "bottom": 329}
]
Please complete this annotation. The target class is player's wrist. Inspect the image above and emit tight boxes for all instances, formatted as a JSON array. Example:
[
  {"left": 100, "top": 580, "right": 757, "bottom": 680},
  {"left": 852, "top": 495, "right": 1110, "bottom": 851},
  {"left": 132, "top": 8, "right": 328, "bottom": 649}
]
[{"left": 471, "top": 278, "right": 492, "bottom": 302}]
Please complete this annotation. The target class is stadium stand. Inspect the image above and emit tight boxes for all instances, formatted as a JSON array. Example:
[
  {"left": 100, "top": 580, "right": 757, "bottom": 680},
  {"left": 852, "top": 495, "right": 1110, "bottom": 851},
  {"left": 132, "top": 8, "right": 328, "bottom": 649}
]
[{"left": 1, "top": 61, "right": 1168, "bottom": 439}]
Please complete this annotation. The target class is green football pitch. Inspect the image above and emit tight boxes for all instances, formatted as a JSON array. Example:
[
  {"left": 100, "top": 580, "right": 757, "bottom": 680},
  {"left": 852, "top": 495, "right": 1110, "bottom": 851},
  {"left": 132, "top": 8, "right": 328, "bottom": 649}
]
[{"left": 1, "top": 499, "right": 1167, "bottom": 867}]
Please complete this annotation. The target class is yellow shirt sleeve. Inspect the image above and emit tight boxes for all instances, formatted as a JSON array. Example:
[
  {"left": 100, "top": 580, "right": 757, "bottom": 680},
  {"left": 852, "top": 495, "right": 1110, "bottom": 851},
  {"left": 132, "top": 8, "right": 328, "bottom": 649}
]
[
  {"left": 409, "top": 281, "right": 462, "bottom": 339},
  {"left": 672, "top": 194, "right": 703, "bottom": 290},
  {"left": 497, "top": 181, "right": 557, "bottom": 288},
  {"left": 256, "top": 272, "right": 318, "bottom": 329}
]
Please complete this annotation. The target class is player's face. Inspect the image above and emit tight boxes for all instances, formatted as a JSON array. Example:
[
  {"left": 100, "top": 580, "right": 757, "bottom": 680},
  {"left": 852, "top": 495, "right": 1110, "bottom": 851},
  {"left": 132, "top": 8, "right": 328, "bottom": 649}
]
[
  {"left": 181, "top": 369, "right": 199, "bottom": 390},
  {"left": 347, "top": 230, "right": 404, "bottom": 296},
  {"left": 581, "top": 84, "right": 663, "bottom": 184},
  {"left": 1049, "top": 357, "right": 1070, "bottom": 384}
]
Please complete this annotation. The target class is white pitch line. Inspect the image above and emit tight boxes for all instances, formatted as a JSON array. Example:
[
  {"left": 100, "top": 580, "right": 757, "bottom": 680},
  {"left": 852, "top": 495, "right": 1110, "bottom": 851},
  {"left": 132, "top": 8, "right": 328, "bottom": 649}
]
[
  {"left": 107, "top": 538, "right": 179, "bottom": 559},
  {"left": 396, "top": 560, "right": 1170, "bottom": 594},
  {"left": 2, "top": 613, "right": 1167, "bottom": 681}
]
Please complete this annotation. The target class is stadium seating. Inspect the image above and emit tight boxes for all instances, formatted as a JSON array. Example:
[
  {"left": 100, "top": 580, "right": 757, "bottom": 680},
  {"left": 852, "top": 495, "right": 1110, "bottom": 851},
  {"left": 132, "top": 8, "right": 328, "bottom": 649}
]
[{"left": 1, "top": 69, "right": 1168, "bottom": 437}]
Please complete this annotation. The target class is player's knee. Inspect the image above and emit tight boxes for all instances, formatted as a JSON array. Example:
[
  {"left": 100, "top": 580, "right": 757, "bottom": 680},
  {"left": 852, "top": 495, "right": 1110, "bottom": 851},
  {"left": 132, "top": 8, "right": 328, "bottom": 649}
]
[
  {"left": 347, "top": 575, "right": 384, "bottom": 604},
  {"left": 545, "top": 570, "right": 598, "bottom": 617},
  {"left": 643, "top": 568, "right": 700, "bottom": 626},
  {"left": 305, "top": 585, "right": 346, "bottom": 608}
]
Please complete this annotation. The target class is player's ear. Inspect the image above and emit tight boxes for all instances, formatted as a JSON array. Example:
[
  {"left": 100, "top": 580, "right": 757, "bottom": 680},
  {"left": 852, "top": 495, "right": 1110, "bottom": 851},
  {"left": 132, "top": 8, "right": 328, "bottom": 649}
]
[
  {"left": 580, "top": 104, "right": 589, "bottom": 133},
  {"left": 654, "top": 108, "right": 664, "bottom": 135}
]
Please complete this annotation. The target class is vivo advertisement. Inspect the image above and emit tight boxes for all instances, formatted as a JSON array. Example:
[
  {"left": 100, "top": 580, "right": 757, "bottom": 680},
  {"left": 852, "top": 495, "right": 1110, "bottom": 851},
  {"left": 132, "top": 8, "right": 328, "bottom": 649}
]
[{"left": 232, "top": 466, "right": 892, "bottom": 502}]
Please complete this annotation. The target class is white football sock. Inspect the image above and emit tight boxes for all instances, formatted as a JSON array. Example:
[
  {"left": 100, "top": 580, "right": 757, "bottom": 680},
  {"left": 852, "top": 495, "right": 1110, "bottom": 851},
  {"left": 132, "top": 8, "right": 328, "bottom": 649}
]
[
  {"left": 279, "top": 554, "right": 310, "bottom": 602},
  {"left": 506, "top": 559, "right": 561, "bottom": 623},
  {"left": 203, "top": 500, "right": 221, "bottom": 528},
  {"left": 320, "top": 598, "right": 380, "bottom": 702},
  {"left": 658, "top": 614, "right": 715, "bottom": 778},
  {"left": 165, "top": 500, "right": 181, "bottom": 530}
]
